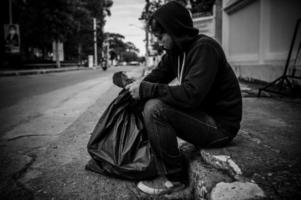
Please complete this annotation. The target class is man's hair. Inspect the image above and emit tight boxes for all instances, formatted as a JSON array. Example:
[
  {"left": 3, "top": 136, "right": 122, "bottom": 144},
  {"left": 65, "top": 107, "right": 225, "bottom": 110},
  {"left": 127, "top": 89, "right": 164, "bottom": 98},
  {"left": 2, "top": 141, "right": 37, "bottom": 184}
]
[{"left": 148, "top": 17, "right": 165, "bottom": 35}]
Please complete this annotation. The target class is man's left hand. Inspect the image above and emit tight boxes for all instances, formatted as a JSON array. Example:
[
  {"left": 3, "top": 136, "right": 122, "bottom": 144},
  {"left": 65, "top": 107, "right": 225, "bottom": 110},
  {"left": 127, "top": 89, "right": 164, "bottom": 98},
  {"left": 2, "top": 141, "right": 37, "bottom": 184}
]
[{"left": 125, "top": 80, "right": 141, "bottom": 99}]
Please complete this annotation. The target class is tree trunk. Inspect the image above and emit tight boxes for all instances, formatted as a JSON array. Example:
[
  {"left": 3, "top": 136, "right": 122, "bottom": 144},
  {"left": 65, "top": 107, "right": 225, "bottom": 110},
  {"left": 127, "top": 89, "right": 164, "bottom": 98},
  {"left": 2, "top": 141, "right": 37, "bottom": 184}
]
[
  {"left": 43, "top": 47, "right": 47, "bottom": 60},
  {"left": 55, "top": 40, "right": 61, "bottom": 68}
]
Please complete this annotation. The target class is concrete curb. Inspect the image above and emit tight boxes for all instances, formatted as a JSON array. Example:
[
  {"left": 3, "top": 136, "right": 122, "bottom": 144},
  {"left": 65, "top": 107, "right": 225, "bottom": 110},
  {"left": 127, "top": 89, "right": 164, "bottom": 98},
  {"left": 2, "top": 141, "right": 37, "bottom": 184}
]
[
  {"left": 190, "top": 149, "right": 266, "bottom": 200},
  {"left": 132, "top": 138, "right": 267, "bottom": 199},
  {"left": 0, "top": 67, "right": 96, "bottom": 76}
]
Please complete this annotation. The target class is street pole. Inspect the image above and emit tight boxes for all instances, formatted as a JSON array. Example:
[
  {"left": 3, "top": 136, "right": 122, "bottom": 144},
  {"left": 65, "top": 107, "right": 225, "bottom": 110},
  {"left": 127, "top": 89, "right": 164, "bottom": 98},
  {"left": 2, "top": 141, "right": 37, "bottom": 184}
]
[
  {"left": 145, "top": 26, "right": 149, "bottom": 67},
  {"left": 9, "top": 0, "right": 13, "bottom": 24},
  {"left": 93, "top": 18, "right": 98, "bottom": 67},
  {"left": 145, "top": 1, "right": 149, "bottom": 67}
]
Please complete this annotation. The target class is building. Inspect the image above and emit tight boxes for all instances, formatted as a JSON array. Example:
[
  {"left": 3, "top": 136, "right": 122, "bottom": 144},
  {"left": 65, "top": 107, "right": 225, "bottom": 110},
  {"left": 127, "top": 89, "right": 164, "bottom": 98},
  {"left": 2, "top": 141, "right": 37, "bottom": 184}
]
[
  {"left": 222, "top": 0, "right": 301, "bottom": 83},
  {"left": 191, "top": 0, "right": 301, "bottom": 84},
  {"left": 192, "top": 0, "right": 222, "bottom": 43}
]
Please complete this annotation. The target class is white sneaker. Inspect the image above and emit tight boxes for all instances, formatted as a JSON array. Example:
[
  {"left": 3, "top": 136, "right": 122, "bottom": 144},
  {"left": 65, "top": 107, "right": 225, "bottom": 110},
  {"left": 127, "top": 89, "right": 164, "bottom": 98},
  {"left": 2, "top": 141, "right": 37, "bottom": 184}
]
[{"left": 137, "top": 176, "right": 185, "bottom": 195}]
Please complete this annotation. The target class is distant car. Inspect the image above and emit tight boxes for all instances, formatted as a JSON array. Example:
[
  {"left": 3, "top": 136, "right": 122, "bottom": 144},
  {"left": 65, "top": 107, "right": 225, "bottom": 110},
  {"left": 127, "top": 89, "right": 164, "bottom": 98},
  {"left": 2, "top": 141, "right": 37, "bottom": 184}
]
[
  {"left": 128, "top": 61, "right": 140, "bottom": 66},
  {"left": 116, "top": 61, "right": 127, "bottom": 66}
]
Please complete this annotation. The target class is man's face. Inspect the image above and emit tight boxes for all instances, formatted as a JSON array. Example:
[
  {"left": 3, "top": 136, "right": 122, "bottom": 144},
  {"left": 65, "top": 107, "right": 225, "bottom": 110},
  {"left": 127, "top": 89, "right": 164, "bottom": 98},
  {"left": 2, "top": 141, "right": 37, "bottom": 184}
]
[{"left": 154, "top": 32, "right": 174, "bottom": 50}]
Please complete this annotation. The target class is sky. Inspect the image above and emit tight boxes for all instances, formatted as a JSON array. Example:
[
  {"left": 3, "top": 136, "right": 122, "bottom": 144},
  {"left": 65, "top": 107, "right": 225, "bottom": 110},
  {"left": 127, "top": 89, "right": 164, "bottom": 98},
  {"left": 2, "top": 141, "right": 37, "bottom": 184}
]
[{"left": 105, "top": 0, "right": 146, "bottom": 56}]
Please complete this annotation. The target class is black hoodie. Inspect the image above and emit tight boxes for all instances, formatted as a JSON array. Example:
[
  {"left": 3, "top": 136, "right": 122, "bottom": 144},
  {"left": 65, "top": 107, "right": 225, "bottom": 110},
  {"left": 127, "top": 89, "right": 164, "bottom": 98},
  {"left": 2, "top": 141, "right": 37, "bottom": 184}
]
[{"left": 139, "top": 2, "right": 242, "bottom": 136}]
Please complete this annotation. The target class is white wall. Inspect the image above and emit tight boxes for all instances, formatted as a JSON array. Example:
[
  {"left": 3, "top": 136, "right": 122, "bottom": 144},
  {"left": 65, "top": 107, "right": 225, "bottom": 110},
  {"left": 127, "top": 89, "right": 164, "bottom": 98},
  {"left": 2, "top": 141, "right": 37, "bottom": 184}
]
[
  {"left": 265, "top": 0, "right": 301, "bottom": 64},
  {"left": 228, "top": 0, "right": 260, "bottom": 63},
  {"left": 222, "top": 0, "right": 301, "bottom": 82},
  {"left": 193, "top": 16, "right": 215, "bottom": 38}
]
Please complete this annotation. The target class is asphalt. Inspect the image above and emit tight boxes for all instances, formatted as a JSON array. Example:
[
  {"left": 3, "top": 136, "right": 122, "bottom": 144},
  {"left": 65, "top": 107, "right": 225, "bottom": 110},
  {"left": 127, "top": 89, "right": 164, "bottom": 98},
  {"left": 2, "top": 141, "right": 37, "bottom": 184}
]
[
  {"left": 0, "top": 66, "right": 300, "bottom": 199},
  {"left": 0, "top": 66, "right": 130, "bottom": 110}
]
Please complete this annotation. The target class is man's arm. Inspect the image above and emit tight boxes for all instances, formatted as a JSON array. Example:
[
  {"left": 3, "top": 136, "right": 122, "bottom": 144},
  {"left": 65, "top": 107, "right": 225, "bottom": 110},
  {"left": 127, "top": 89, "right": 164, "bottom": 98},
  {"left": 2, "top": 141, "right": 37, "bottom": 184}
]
[
  {"left": 143, "top": 54, "right": 175, "bottom": 84},
  {"left": 139, "top": 43, "right": 219, "bottom": 108}
]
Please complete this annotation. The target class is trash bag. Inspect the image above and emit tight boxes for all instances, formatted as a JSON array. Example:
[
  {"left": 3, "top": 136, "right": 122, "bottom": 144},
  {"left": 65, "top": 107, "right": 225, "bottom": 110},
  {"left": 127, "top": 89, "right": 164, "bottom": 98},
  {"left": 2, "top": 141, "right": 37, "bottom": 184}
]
[
  {"left": 112, "top": 71, "right": 135, "bottom": 88},
  {"left": 86, "top": 89, "right": 157, "bottom": 180}
]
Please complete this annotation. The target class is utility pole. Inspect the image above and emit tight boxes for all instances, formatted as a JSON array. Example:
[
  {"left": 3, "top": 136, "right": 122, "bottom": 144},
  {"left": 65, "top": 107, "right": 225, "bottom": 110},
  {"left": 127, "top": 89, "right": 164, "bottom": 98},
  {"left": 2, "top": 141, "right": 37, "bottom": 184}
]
[
  {"left": 145, "top": 26, "right": 149, "bottom": 66},
  {"left": 145, "top": 1, "right": 150, "bottom": 66},
  {"left": 93, "top": 18, "right": 98, "bottom": 67},
  {"left": 9, "top": 0, "right": 13, "bottom": 24}
]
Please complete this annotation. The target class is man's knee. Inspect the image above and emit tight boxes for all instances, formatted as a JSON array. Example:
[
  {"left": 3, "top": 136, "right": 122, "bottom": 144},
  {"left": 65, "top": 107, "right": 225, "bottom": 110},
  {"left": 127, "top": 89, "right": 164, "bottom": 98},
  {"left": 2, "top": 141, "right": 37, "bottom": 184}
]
[{"left": 143, "top": 99, "right": 165, "bottom": 119}]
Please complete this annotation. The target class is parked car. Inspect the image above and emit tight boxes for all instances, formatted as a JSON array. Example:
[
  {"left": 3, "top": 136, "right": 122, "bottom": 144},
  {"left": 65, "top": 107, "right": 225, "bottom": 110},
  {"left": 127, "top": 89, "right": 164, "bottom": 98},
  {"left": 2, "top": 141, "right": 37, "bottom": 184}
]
[{"left": 128, "top": 61, "right": 140, "bottom": 66}]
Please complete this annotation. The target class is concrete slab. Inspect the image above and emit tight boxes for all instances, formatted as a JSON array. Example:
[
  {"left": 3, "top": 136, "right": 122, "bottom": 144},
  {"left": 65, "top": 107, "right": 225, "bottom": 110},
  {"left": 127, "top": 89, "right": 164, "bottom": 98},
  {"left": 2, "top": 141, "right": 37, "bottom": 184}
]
[
  {"left": 210, "top": 181, "right": 265, "bottom": 200},
  {"left": 198, "top": 97, "right": 301, "bottom": 199}
]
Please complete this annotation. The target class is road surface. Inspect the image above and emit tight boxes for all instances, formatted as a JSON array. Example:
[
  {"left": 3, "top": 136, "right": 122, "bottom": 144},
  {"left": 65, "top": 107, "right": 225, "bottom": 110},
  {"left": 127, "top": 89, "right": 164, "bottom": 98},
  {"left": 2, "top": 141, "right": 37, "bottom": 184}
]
[
  {"left": 0, "top": 66, "right": 146, "bottom": 200},
  {"left": 1, "top": 65, "right": 300, "bottom": 200}
]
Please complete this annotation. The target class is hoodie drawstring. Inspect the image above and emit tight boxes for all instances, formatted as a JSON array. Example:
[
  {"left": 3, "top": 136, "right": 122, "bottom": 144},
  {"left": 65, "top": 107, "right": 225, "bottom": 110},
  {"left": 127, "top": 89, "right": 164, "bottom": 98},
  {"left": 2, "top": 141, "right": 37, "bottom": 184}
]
[{"left": 177, "top": 52, "right": 186, "bottom": 84}]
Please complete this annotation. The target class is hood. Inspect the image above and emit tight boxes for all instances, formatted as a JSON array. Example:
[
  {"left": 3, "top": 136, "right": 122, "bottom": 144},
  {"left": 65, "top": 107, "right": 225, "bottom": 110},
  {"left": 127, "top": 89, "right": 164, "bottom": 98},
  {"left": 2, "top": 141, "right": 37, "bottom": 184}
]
[{"left": 152, "top": 1, "right": 199, "bottom": 52}]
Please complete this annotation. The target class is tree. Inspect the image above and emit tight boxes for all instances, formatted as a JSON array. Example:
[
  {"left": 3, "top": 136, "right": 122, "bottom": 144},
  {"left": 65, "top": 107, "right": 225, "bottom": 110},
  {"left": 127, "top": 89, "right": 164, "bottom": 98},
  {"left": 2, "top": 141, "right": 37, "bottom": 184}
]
[
  {"left": 140, "top": 0, "right": 164, "bottom": 57},
  {"left": 13, "top": 0, "right": 113, "bottom": 67},
  {"left": 84, "top": 0, "right": 113, "bottom": 61},
  {"left": 190, "top": 0, "right": 215, "bottom": 15},
  {"left": 126, "top": 42, "right": 139, "bottom": 54},
  {"left": 104, "top": 32, "right": 126, "bottom": 59},
  {"left": 104, "top": 32, "right": 140, "bottom": 63},
  {"left": 121, "top": 51, "right": 139, "bottom": 63},
  {"left": 109, "top": 50, "right": 117, "bottom": 64},
  {"left": 15, "top": 0, "right": 79, "bottom": 67},
  {"left": 67, "top": 0, "right": 113, "bottom": 64},
  {"left": 140, "top": 0, "right": 163, "bottom": 23}
]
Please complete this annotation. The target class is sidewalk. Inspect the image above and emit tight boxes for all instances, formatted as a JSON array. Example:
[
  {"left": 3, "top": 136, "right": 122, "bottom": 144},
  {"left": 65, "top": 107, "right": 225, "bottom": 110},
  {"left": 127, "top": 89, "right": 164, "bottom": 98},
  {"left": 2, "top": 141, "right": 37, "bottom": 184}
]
[
  {"left": 0, "top": 66, "right": 95, "bottom": 76},
  {"left": 192, "top": 94, "right": 301, "bottom": 200}
]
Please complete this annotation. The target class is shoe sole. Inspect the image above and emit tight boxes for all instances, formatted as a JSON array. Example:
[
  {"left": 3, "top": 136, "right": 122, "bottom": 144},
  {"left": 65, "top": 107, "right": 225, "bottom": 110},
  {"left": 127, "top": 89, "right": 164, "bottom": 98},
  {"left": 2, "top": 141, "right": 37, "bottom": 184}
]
[{"left": 137, "top": 182, "right": 185, "bottom": 195}]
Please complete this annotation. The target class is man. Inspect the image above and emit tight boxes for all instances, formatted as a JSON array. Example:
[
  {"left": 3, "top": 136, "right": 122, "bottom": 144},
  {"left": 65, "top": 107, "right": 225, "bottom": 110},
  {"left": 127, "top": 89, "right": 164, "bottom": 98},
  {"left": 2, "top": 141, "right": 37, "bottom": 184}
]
[{"left": 126, "top": 1, "right": 242, "bottom": 195}]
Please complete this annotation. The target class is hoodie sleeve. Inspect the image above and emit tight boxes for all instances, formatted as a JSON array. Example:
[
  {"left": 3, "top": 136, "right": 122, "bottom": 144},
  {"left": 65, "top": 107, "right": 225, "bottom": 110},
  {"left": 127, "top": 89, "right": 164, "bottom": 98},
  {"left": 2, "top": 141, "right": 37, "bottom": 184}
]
[
  {"left": 142, "top": 54, "right": 175, "bottom": 84},
  {"left": 139, "top": 43, "right": 219, "bottom": 109}
]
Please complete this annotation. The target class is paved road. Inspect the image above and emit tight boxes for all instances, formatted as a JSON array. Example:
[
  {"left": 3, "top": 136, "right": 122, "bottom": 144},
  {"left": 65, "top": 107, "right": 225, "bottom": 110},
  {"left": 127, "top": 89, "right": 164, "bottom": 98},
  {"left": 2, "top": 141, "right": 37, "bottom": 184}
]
[
  {"left": 0, "top": 65, "right": 146, "bottom": 200},
  {"left": 0, "top": 66, "right": 143, "bottom": 136},
  {"left": 0, "top": 66, "right": 138, "bottom": 110}
]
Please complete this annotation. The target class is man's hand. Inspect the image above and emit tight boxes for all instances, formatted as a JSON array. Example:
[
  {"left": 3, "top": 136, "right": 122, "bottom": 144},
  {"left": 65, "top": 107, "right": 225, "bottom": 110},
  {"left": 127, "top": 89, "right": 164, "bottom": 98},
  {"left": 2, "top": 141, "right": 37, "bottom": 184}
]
[{"left": 125, "top": 80, "right": 141, "bottom": 99}]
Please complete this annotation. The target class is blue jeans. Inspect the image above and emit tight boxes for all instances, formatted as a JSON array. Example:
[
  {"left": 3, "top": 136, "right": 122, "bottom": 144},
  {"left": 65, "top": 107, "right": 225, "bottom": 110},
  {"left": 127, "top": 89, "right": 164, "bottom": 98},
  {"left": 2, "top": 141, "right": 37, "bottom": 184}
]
[{"left": 143, "top": 99, "right": 233, "bottom": 181}]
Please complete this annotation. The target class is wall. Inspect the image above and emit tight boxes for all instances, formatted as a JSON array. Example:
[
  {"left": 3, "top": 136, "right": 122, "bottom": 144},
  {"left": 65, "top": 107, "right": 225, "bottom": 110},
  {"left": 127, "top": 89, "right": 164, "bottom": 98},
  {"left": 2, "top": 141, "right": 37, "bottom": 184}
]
[
  {"left": 266, "top": 0, "right": 301, "bottom": 65},
  {"left": 222, "top": 0, "right": 301, "bottom": 82},
  {"left": 228, "top": 0, "right": 259, "bottom": 64},
  {"left": 193, "top": 15, "right": 215, "bottom": 38}
]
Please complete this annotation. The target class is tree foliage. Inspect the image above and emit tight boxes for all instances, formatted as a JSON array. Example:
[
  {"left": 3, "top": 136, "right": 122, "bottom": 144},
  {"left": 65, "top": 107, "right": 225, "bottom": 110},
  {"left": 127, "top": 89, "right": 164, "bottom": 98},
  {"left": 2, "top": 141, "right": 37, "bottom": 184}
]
[
  {"left": 13, "top": 0, "right": 113, "bottom": 62},
  {"left": 140, "top": 0, "right": 163, "bottom": 22},
  {"left": 190, "top": 0, "right": 215, "bottom": 15},
  {"left": 104, "top": 32, "right": 140, "bottom": 62}
]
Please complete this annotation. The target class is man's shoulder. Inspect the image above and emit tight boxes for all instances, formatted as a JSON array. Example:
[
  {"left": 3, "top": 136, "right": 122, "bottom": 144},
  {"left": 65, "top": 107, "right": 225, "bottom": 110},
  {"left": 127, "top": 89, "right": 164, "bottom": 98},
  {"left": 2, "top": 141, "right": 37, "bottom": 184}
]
[
  {"left": 194, "top": 34, "right": 220, "bottom": 47},
  {"left": 188, "top": 34, "right": 223, "bottom": 54}
]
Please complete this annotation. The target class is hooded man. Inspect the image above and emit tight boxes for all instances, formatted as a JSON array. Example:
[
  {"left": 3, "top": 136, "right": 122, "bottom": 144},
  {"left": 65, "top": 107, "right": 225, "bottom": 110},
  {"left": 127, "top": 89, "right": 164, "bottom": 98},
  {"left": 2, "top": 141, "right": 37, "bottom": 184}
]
[{"left": 126, "top": 1, "right": 242, "bottom": 195}]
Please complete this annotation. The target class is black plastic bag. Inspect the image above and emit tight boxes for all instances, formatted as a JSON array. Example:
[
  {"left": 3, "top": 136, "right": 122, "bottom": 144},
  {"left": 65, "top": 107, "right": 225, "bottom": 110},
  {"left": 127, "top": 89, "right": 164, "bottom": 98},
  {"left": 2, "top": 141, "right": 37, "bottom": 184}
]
[{"left": 86, "top": 89, "right": 157, "bottom": 180}]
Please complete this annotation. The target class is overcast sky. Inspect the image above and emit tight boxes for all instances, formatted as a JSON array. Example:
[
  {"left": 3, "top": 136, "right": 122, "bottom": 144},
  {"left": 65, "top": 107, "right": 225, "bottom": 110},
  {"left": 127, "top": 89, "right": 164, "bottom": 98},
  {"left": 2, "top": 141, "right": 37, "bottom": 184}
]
[{"left": 105, "top": 0, "right": 146, "bottom": 56}]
